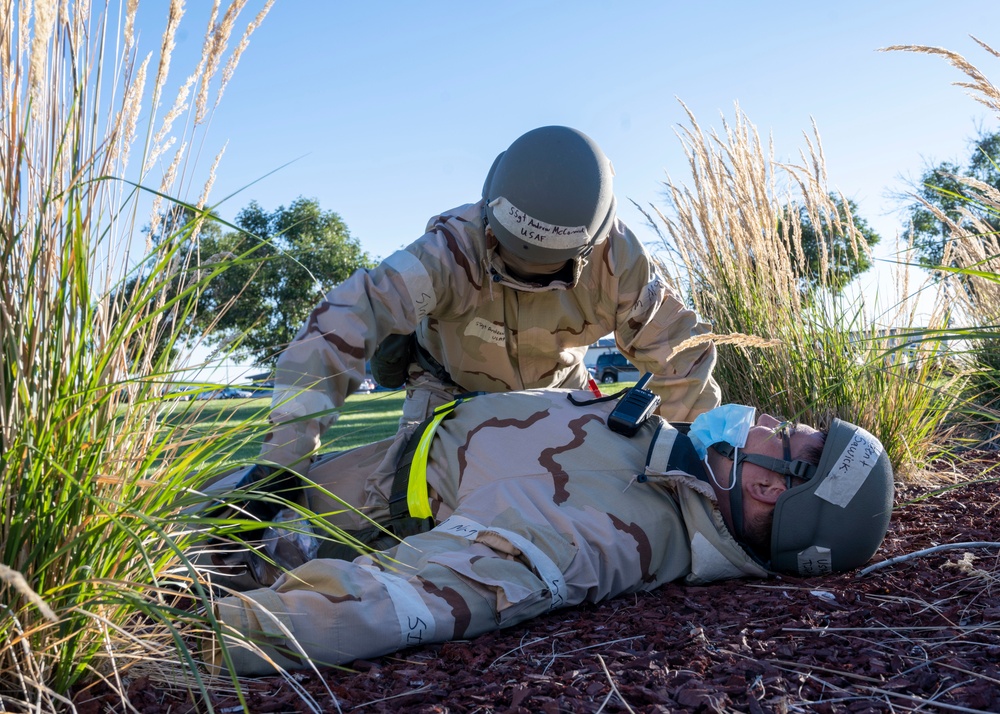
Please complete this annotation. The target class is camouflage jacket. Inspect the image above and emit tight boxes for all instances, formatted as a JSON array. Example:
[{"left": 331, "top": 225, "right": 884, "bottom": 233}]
[
  {"left": 261, "top": 201, "right": 720, "bottom": 475},
  {"left": 212, "top": 389, "right": 764, "bottom": 676}
]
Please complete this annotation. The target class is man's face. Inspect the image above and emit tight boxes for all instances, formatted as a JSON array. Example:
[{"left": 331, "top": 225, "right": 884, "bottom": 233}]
[
  {"left": 487, "top": 227, "right": 570, "bottom": 280},
  {"left": 708, "top": 414, "right": 826, "bottom": 553}
]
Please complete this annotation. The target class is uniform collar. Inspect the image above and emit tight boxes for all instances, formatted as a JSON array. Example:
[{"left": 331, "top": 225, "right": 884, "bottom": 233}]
[{"left": 645, "top": 422, "right": 710, "bottom": 485}]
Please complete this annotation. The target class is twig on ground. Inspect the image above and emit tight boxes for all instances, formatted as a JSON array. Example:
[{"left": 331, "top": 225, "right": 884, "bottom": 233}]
[
  {"left": 489, "top": 634, "right": 645, "bottom": 668},
  {"left": 351, "top": 684, "right": 432, "bottom": 710},
  {"left": 540, "top": 638, "right": 560, "bottom": 676},
  {"left": 765, "top": 658, "right": 884, "bottom": 684},
  {"left": 770, "top": 659, "right": 991, "bottom": 713},
  {"left": 488, "top": 635, "right": 551, "bottom": 668},
  {"left": 934, "top": 659, "right": 1000, "bottom": 686},
  {"left": 594, "top": 654, "right": 636, "bottom": 714},
  {"left": 555, "top": 635, "right": 646, "bottom": 656},
  {"left": 781, "top": 624, "right": 999, "bottom": 634},
  {"left": 857, "top": 542, "right": 1000, "bottom": 576}
]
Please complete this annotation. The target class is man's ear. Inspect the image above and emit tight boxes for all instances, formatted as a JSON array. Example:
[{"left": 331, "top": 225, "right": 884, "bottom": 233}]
[{"left": 746, "top": 475, "right": 785, "bottom": 504}]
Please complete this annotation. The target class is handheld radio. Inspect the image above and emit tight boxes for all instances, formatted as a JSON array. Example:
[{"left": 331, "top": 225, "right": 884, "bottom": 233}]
[{"left": 607, "top": 372, "right": 660, "bottom": 437}]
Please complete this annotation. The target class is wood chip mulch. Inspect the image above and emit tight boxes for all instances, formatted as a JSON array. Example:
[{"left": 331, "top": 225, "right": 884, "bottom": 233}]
[{"left": 79, "top": 449, "right": 1000, "bottom": 713}]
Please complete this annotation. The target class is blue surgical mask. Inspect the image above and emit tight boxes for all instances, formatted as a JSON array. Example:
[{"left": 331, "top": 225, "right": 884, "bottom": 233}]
[{"left": 688, "top": 404, "right": 757, "bottom": 459}]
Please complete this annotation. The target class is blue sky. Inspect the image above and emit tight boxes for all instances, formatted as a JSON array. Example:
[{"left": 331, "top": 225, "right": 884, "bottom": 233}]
[
  {"left": 137, "top": 2, "right": 1000, "bottom": 370},
  {"left": 184, "top": 2, "right": 1000, "bottom": 252}
]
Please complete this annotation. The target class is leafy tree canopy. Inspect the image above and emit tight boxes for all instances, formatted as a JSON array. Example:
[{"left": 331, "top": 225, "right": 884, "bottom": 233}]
[
  {"left": 906, "top": 130, "right": 1000, "bottom": 267},
  {"left": 780, "top": 195, "right": 881, "bottom": 296},
  {"left": 113, "top": 206, "right": 226, "bottom": 368},
  {"left": 192, "top": 197, "right": 376, "bottom": 367}
]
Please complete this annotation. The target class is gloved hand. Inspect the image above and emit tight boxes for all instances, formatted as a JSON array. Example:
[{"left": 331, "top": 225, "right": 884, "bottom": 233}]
[{"left": 207, "top": 463, "right": 304, "bottom": 544}]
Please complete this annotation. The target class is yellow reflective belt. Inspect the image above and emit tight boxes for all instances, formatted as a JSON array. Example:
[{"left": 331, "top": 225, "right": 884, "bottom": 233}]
[{"left": 407, "top": 399, "right": 462, "bottom": 520}]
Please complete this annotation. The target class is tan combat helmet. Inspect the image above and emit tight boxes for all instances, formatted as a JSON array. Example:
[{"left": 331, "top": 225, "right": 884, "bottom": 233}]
[{"left": 482, "top": 126, "right": 617, "bottom": 264}]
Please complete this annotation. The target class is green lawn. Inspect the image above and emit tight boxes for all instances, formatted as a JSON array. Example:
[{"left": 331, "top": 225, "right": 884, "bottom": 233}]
[
  {"left": 167, "top": 382, "right": 633, "bottom": 465},
  {"left": 159, "top": 389, "right": 407, "bottom": 464}
]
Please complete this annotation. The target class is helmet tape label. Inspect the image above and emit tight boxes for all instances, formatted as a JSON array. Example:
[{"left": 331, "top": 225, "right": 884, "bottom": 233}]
[
  {"left": 797, "top": 546, "right": 832, "bottom": 576},
  {"left": 815, "top": 427, "right": 883, "bottom": 508},
  {"left": 489, "top": 197, "right": 591, "bottom": 250}
]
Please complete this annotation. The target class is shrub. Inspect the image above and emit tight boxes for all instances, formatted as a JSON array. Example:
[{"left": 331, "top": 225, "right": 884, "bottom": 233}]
[
  {"left": 886, "top": 39, "right": 1000, "bottom": 447},
  {"left": 645, "top": 103, "right": 962, "bottom": 477},
  {"left": 0, "top": 1, "right": 273, "bottom": 708}
]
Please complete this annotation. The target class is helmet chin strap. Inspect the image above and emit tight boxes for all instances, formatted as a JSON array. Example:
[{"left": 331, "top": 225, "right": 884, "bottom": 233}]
[
  {"left": 727, "top": 452, "right": 748, "bottom": 543},
  {"left": 705, "top": 442, "right": 753, "bottom": 542},
  {"left": 710, "top": 441, "right": 820, "bottom": 557}
]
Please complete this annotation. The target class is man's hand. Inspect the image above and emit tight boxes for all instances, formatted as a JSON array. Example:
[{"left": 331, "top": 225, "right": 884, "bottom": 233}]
[{"left": 207, "top": 464, "right": 304, "bottom": 544}]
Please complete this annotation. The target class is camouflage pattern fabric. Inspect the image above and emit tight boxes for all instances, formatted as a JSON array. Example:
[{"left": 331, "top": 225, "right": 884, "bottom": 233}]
[
  {"left": 260, "top": 201, "right": 720, "bottom": 478},
  {"left": 209, "top": 389, "right": 764, "bottom": 676}
]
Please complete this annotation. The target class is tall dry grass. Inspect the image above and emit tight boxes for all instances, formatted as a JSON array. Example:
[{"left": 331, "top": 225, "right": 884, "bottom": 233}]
[
  {"left": 0, "top": 1, "right": 274, "bottom": 709},
  {"left": 937, "top": 192, "right": 1000, "bottom": 433},
  {"left": 645, "top": 102, "right": 962, "bottom": 476},
  {"left": 885, "top": 39, "right": 1000, "bottom": 441}
]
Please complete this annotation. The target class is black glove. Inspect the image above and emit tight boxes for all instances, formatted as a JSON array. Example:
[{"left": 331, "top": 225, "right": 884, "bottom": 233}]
[{"left": 207, "top": 464, "right": 303, "bottom": 544}]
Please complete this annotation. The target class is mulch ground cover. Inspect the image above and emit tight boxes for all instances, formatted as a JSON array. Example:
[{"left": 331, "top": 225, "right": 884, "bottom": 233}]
[{"left": 79, "top": 449, "right": 1000, "bottom": 713}]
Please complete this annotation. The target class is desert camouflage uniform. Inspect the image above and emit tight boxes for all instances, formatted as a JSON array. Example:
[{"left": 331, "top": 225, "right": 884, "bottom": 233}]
[
  {"left": 260, "top": 200, "right": 720, "bottom": 480},
  {"left": 210, "top": 389, "right": 765, "bottom": 676}
]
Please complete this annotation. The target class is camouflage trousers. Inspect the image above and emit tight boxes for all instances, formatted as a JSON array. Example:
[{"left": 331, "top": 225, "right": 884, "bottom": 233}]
[{"left": 207, "top": 512, "right": 560, "bottom": 675}]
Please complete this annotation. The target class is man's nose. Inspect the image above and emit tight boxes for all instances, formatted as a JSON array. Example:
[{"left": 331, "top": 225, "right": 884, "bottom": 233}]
[{"left": 756, "top": 414, "right": 782, "bottom": 429}]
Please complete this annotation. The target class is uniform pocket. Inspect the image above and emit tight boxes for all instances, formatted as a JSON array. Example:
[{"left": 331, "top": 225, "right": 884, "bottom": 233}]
[{"left": 427, "top": 548, "right": 552, "bottom": 628}]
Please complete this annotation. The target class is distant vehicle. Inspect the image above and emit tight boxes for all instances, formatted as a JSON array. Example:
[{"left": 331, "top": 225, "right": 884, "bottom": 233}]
[
  {"left": 196, "top": 386, "right": 253, "bottom": 400},
  {"left": 162, "top": 386, "right": 197, "bottom": 401},
  {"left": 356, "top": 378, "right": 376, "bottom": 394},
  {"left": 219, "top": 387, "right": 253, "bottom": 399},
  {"left": 594, "top": 351, "right": 639, "bottom": 383},
  {"left": 249, "top": 380, "right": 274, "bottom": 395}
]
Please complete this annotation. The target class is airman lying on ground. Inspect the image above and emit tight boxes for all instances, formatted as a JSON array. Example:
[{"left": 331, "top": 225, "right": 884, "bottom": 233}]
[{"left": 194, "top": 386, "right": 893, "bottom": 676}]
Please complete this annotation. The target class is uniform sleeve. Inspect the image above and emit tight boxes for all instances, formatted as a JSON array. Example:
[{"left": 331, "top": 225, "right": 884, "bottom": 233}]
[
  {"left": 261, "top": 216, "right": 468, "bottom": 475},
  {"left": 609, "top": 223, "right": 721, "bottom": 421}
]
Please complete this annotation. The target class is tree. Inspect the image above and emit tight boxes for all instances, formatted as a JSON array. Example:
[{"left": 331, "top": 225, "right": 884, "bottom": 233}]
[
  {"left": 193, "top": 197, "right": 376, "bottom": 367},
  {"left": 906, "top": 130, "right": 1000, "bottom": 267},
  {"left": 780, "top": 195, "right": 882, "bottom": 296}
]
